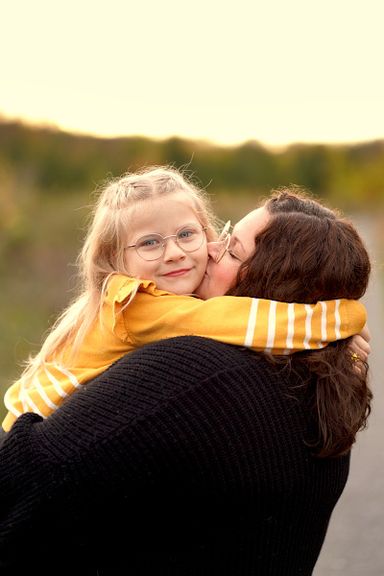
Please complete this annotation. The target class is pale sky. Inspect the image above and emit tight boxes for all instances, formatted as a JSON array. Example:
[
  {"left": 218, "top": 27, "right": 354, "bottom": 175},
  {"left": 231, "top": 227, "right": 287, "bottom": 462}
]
[{"left": 1, "top": 0, "right": 384, "bottom": 147}]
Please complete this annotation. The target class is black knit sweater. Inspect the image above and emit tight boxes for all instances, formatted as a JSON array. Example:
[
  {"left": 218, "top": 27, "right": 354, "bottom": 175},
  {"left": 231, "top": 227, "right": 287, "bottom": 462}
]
[{"left": 0, "top": 336, "right": 349, "bottom": 575}]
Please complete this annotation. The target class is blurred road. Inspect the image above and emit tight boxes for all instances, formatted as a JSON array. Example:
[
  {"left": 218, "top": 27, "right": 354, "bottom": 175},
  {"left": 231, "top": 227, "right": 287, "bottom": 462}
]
[{"left": 315, "top": 216, "right": 384, "bottom": 575}]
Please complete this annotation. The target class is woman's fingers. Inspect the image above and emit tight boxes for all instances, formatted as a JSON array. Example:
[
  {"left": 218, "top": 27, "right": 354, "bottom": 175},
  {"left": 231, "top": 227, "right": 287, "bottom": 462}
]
[
  {"left": 360, "top": 324, "right": 371, "bottom": 343},
  {"left": 349, "top": 334, "right": 371, "bottom": 363}
]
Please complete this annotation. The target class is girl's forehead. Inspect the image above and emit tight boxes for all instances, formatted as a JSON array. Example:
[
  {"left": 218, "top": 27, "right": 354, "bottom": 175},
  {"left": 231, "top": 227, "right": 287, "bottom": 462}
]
[
  {"left": 125, "top": 193, "right": 201, "bottom": 237},
  {"left": 133, "top": 191, "right": 196, "bottom": 212}
]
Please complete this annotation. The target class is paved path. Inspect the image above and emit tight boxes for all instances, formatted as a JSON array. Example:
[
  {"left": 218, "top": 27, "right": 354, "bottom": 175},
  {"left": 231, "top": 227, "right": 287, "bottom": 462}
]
[{"left": 315, "top": 215, "right": 384, "bottom": 575}]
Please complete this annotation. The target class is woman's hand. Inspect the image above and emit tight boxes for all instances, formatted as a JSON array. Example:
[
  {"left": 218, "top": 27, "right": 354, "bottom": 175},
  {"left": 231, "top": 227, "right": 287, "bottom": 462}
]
[{"left": 349, "top": 324, "right": 371, "bottom": 364}]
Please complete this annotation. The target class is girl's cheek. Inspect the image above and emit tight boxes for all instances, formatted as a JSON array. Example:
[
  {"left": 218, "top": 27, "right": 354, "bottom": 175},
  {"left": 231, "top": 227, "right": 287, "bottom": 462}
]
[
  {"left": 200, "top": 245, "right": 209, "bottom": 270},
  {"left": 215, "top": 259, "right": 239, "bottom": 294}
]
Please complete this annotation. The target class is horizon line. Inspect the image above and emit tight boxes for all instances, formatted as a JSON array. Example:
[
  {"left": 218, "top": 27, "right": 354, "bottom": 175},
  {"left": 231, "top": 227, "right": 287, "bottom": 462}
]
[{"left": 1, "top": 112, "right": 384, "bottom": 152}]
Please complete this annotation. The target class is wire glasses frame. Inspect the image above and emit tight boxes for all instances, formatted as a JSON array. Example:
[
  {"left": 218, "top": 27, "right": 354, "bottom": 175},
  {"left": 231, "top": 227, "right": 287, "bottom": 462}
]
[
  {"left": 125, "top": 224, "right": 208, "bottom": 261},
  {"left": 213, "top": 220, "right": 231, "bottom": 263}
]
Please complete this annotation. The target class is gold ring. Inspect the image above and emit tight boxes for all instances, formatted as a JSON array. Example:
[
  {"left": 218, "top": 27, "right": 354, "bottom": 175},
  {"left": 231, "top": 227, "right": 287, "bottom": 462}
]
[{"left": 351, "top": 352, "right": 361, "bottom": 362}]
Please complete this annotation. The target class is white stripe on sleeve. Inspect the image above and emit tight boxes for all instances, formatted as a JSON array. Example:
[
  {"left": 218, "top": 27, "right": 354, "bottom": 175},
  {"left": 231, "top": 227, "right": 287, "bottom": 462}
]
[
  {"left": 304, "top": 304, "right": 313, "bottom": 349},
  {"left": 285, "top": 302, "right": 295, "bottom": 352},
  {"left": 33, "top": 374, "right": 59, "bottom": 410},
  {"left": 22, "top": 388, "right": 44, "bottom": 417},
  {"left": 52, "top": 363, "right": 81, "bottom": 388},
  {"left": 320, "top": 301, "right": 327, "bottom": 347},
  {"left": 335, "top": 299, "right": 341, "bottom": 340},
  {"left": 44, "top": 366, "right": 70, "bottom": 398},
  {"left": 265, "top": 300, "right": 277, "bottom": 353},
  {"left": 244, "top": 298, "right": 259, "bottom": 347}
]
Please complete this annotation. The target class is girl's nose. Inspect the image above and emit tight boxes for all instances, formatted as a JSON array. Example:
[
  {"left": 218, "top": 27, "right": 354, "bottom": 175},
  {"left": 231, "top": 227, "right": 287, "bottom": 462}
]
[{"left": 162, "top": 238, "right": 186, "bottom": 261}]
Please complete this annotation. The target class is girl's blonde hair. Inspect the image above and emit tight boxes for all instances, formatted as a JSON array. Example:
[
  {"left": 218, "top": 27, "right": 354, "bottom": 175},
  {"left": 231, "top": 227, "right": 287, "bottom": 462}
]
[{"left": 21, "top": 166, "right": 217, "bottom": 382}]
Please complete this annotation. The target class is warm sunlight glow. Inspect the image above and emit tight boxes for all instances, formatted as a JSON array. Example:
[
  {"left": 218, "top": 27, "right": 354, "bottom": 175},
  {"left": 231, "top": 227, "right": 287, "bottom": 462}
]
[{"left": 2, "top": 0, "right": 384, "bottom": 146}]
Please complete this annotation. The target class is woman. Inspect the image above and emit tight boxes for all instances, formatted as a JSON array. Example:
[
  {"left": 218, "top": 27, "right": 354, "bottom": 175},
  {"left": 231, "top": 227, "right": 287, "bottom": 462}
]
[
  {"left": 0, "top": 189, "right": 371, "bottom": 575},
  {"left": 199, "top": 189, "right": 371, "bottom": 457}
]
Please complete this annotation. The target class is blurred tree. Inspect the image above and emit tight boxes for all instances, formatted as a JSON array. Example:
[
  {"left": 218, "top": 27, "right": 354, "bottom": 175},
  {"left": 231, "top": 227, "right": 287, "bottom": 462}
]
[{"left": 1, "top": 118, "right": 384, "bottom": 205}]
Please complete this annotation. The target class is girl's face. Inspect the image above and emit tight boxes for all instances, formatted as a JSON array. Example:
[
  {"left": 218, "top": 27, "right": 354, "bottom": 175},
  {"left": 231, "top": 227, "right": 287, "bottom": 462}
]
[
  {"left": 124, "top": 193, "right": 208, "bottom": 295},
  {"left": 196, "top": 206, "right": 270, "bottom": 299}
]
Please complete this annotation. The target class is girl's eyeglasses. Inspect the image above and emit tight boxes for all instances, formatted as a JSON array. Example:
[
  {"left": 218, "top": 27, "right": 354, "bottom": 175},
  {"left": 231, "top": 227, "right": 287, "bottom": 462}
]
[{"left": 125, "top": 224, "right": 207, "bottom": 261}]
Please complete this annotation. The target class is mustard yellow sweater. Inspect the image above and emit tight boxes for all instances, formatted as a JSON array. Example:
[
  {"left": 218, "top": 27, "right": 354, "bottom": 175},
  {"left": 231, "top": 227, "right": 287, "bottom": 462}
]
[{"left": 3, "top": 274, "right": 366, "bottom": 431}]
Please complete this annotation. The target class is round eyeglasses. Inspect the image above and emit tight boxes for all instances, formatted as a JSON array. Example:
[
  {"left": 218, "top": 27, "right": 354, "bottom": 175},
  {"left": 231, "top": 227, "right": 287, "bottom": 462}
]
[
  {"left": 125, "top": 224, "right": 207, "bottom": 261},
  {"left": 213, "top": 220, "right": 231, "bottom": 263}
]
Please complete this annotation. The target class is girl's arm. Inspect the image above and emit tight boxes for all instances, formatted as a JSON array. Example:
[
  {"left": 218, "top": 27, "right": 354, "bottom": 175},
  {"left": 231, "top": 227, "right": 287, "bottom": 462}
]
[
  {"left": 113, "top": 282, "right": 366, "bottom": 354},
  {"left": 2, "top": 275, "right": 366, "bottom": 432}
]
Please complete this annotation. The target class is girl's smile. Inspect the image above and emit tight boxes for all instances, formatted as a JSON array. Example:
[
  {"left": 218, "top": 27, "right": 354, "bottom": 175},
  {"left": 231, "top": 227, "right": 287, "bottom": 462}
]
[{"left": 162, "top": 267, "right": 193, "bottom": 278}]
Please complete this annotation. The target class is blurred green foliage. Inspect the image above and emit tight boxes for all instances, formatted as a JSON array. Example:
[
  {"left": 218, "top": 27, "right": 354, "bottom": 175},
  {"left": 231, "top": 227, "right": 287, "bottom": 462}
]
[
  {"left": 2, "top": 119, "right": 384, "bottom": 207},
  {"left": 1, "top": 119, "right": 384, "bottom": 420}
]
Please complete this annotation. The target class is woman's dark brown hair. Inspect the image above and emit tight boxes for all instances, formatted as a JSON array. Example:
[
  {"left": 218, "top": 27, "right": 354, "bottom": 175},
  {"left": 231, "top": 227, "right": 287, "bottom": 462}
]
[{"left": 229, "top": 187, "right": 372, "bottom": 458}]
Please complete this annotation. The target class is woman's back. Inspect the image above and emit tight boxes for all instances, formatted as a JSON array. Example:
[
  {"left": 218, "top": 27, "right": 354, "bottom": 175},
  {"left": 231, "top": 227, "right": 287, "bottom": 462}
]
[{"left": 0, "top": 336, "right": 349, "bottom": 575}]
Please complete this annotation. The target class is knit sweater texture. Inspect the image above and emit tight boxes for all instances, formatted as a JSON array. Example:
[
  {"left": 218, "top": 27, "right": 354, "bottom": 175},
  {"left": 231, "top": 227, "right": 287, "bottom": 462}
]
[{"left": 0, "top": 336, "right": 349, "bottom": 575}]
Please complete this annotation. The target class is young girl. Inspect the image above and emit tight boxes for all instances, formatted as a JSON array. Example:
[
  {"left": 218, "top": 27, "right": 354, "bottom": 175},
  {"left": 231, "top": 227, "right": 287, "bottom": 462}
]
[{"left": 2, "top": 166, "right": 367, "bottom": 431}]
